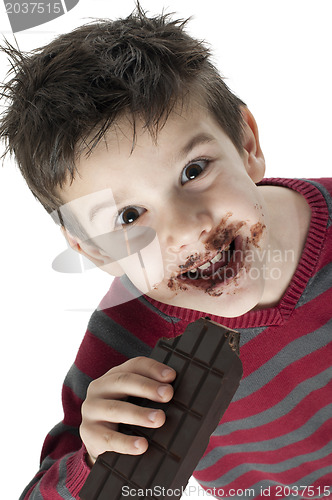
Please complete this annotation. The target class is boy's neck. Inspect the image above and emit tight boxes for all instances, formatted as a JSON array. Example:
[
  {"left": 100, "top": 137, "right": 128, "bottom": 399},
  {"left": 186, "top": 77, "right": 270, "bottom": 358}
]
[{"left": 255, "top": 185, "right": 312, "bottom": 310}]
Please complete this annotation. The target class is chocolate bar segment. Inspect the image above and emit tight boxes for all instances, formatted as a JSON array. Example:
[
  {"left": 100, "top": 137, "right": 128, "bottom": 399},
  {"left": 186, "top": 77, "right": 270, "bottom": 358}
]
[{"left": 80, "top": 318, "right": 242, "bottom": 500}]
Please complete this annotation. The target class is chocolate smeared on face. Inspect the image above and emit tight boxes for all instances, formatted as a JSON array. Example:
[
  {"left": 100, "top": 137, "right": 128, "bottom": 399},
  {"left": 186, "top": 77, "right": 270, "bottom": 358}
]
[
  {"left": 178, "top": 253, "right": 201, "bottom": 273},
  {"left": 167, "top": 213, "right": 267, "bottom": 296},
  {"left": 204, "top": 213, "right": 245, "bottom": 253},
  {"left": 167, "top": 278, "right": 188, "bottom": 292},
  {"left": 250, "top": 222, "right": 266, "bottom": 248}
]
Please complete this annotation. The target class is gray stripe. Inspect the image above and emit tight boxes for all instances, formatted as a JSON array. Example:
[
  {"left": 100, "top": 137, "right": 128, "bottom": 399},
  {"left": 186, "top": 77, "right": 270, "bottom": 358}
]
[
  {"left": 138, "top": 294, "right": 182, "bottom": 323},
  {"left": 303, "top": 179, "right": 332, "bottom": 227},
  {"left": 233, "top": 319, "right": 332, "bottom": 402},
  {"left": 57, "top": 453, "right": 76, "bottom": 499},
  {"left": 88, "top": 309, "right": 152, "bottom": 358},
  {"left": 39, "top": 454, "right": 57, "bottom": 471},
  {"left": 238, "top": 327, "right": 267, "bottom": 347},
  {"left": 296, "top": 261, "right": 332, "bottom": 309},
  {"left": 197, "top": 404, "right": 332, "bottom": 472},
  {"left": 121, "top": 274, "right": 181, "bottom": 324},
  {"left": 48, "top": 421, "right": 80, "bottom": 438},
  {"left": 63, "top": 363, "right": 93, "bottom": 401},
  {"left": 196, "top": 422, "right": 332, "bottom": 486},
  {"left": 214, "top": 367, "right": 331, "bottom": 437}
]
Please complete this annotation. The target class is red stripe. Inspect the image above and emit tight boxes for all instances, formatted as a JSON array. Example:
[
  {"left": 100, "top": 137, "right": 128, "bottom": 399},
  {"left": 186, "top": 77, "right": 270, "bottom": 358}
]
[
  {"left": 62, "top": 386, "right": 83, "bottom": 427},
  {"left": 42, "top": 431, "right": 81, "bottom": 461},
  {"left": 311, "top": 472, "right": 332, "bottom": 499},
  {"left": 39, "top": 460, "right": 64, "bottom": 499},
  {"left": 75, "top": 330, "right": 128, "bottom": 379}
]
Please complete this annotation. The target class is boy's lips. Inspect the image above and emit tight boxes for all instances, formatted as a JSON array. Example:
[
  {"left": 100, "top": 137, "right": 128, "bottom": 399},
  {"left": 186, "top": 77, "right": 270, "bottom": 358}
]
[
  {"left": 177, "top": 238, "right": 236, "bottom": 277},
  {"left": 173, "top": 233, "right": 245, "bottom": 294},
  {"left": 165, "top": 217, "right": 266, "bottom": 296}
]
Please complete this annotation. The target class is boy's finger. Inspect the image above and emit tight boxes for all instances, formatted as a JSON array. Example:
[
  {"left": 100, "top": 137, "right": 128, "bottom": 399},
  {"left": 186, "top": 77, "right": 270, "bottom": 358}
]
[
  {"left": 88, "top": 371, "right": 174, "bottom": 402},
  {"left": 83, "top": 399, "right": 166, "bottom": 428},
  {"left": 109, "top": 356, "right": 176, "bottom": 383},
  {"left": 82, "top": 422, "right": 149, "bottom": 459}
]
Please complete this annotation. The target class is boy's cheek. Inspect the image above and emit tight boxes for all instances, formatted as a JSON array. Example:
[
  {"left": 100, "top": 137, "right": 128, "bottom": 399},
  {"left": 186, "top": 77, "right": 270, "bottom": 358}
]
[{"left": 119, "top": 233, "right": 165, "bottom": 292}]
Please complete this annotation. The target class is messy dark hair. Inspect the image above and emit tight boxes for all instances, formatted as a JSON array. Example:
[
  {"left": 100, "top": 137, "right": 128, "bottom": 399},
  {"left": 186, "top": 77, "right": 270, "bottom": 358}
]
[{"left": 0, "top": 5, "right": 245, "bottom": 236}]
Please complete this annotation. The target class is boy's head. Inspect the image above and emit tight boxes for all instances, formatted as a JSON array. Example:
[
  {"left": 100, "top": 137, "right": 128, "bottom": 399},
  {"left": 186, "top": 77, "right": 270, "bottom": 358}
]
[
  {"left": 0, "top": 6, "right": 268, "bottom": 317},
  {"left": 0, "top": 6, "right": 245, "bottom": 225}
]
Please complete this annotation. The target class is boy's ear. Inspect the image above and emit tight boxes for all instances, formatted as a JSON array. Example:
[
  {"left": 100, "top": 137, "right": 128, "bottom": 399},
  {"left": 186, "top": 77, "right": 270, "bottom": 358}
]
[
  {"left": 240, "top": 106, "right": 265, "bottom": 183},
  {"left": 60, "top": 227, "right": 124, "bottom": 277}
]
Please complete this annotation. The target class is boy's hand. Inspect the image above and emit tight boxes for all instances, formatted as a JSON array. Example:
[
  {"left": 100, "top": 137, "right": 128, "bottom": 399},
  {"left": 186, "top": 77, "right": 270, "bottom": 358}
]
[{"left": 80, "top": 357, "right": 176, "bottom": 466}]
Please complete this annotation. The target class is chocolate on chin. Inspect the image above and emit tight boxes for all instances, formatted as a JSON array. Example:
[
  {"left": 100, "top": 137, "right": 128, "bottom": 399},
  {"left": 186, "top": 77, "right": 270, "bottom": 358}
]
[{"left": 80, "top": 318, "right": 243, "bottom": 500}]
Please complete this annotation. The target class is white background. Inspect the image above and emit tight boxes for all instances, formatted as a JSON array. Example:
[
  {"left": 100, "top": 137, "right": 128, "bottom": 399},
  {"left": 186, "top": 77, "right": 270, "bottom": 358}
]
[{"left": 0, "top": 1, "right": 331, "bottom": 498}]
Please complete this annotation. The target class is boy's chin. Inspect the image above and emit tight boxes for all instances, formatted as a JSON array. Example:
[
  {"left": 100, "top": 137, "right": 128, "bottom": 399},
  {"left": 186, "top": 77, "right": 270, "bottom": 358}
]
[
  {"left": 164, "top": 292, "right": 262, "bottom": 318},
  {"left": 145, "top": 277, "right": 265, "bottom": 319}
]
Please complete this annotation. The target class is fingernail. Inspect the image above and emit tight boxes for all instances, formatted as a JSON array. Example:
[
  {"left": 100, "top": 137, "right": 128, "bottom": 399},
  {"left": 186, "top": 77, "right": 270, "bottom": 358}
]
[
  {"left": 148, "top": 410, "right": 159, "bottom": 422},
  {"left": 157, "top": 385, "right": 169, "bottom": 398},
  {"left": 134, "top": 438, "right": 146, "bottom": 451},
  {"left": 161, "top": 368, "right": 174, "bottom": 378}
]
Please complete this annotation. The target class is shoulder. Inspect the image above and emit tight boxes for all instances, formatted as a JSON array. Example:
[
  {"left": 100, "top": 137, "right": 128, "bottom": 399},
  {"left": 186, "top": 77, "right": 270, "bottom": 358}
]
[
  {"left": 93, "top": 277, "right": 178, "bottom": 347},
  {"left": 304, "top": 178, "right": 332, "bottom": 222},
  {"left": 307, "top": 177, "right": 332, "bottom": 191},
  {"left": 73, "top": 279, "right": 161, "bottom": 381},
  {"left": 305, "top": 177, "right": 332, "bottom": 200}
]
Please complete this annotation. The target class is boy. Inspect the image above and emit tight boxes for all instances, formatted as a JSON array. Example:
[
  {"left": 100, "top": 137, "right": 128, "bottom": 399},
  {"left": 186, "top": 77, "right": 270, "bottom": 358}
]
[{"left": 1, "top": 6, "right": 331, "bottom": 500}]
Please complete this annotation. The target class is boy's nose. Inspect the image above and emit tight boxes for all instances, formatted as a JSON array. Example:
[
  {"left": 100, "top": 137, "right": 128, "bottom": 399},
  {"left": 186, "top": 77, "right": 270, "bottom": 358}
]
[{"left": 160, "top": 197, "right": 214, "bottom": 250}]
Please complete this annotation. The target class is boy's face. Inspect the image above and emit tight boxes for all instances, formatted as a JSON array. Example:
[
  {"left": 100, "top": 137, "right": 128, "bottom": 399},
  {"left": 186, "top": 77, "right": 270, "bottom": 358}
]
[{"left": 59, "top": 103, "right": 268, "bottom": 317}]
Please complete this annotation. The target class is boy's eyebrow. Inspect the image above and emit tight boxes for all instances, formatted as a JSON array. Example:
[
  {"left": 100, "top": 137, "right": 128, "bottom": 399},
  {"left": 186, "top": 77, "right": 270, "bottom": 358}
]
[
  {"left": 88, "top": 199, "right": 117, "bottom": 222},
  {"left": 178, "top": 133, "right": 216, "bottom": 159}
]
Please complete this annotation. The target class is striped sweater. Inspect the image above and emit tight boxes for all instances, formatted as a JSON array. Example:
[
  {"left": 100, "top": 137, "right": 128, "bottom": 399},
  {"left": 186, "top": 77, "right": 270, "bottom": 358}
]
[{"left": 21, "top": 178, "right": 332, "bottom": 500}]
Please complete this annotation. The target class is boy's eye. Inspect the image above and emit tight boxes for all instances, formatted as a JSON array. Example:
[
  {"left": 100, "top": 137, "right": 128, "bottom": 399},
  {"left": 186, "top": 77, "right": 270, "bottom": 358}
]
[
  {"left": 117, "top": 206, "right": 146, "bottom": 226},
  {"left": 181, "top": 159, "right": 209, "bottom": 185}
]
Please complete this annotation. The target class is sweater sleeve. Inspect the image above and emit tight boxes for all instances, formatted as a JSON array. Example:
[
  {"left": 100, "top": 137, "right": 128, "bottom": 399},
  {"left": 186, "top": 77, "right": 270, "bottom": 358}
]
[
  {"left": 19, "top": 311, "right": 134, "bottom": 499},
  {"left": 19, "top": 274, "right": 178, "bottom": 499},
  {"left": 19, "top": 363, "right": 92, "bottom": 499}
]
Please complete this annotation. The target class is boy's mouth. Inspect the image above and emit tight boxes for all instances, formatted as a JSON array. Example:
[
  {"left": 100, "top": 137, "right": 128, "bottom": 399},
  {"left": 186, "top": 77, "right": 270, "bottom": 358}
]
[
  {"left": 174, "top": 234, "right": 244, "bottom": 294},
  {"left": 165, "top": 215, "right": 267, "bottom": 296}
]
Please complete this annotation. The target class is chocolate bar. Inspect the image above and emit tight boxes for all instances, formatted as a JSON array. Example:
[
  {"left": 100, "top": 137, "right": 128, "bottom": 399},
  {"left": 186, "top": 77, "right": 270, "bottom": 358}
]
[{"left": 80, "top": 318, "right": 242, "bottom": 500}]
